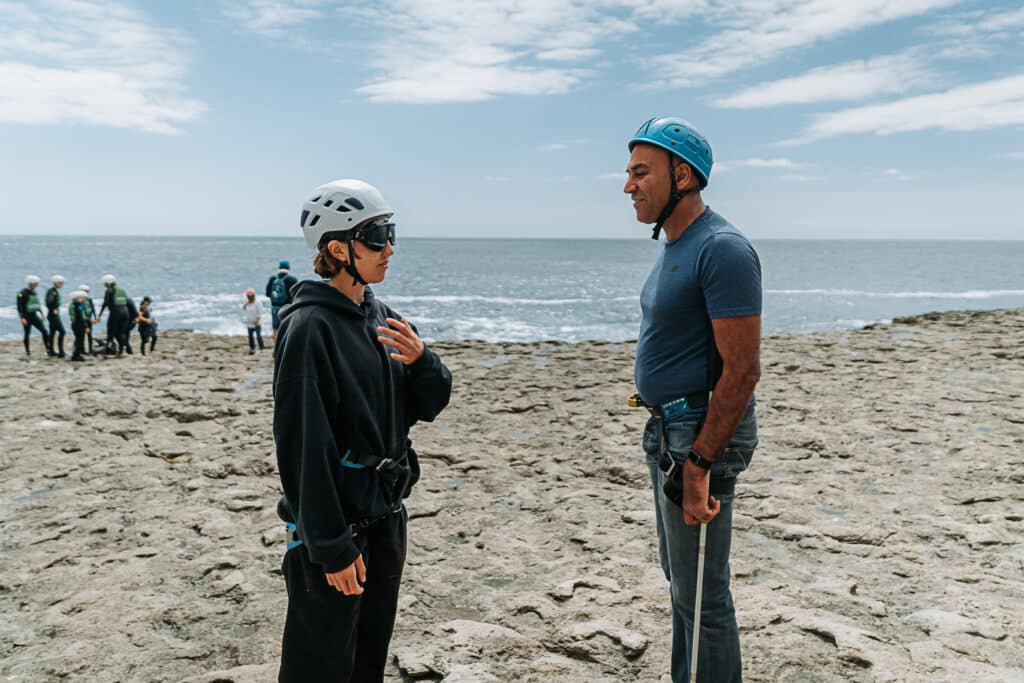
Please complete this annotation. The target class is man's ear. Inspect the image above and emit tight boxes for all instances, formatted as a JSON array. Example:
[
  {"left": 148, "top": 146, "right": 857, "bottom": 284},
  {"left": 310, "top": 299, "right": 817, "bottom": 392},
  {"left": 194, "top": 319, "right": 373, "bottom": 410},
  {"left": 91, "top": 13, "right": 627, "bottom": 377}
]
[{"left": 673, "top": 160, "right": 692, "bottom": 192}]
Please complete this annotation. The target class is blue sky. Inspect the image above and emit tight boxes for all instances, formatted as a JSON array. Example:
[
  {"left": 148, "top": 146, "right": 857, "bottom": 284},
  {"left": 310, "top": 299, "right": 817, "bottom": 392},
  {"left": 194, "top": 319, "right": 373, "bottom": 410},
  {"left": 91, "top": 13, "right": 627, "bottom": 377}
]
[{"left": 1, "top": 0, "right": 1022, "bottom": 239}]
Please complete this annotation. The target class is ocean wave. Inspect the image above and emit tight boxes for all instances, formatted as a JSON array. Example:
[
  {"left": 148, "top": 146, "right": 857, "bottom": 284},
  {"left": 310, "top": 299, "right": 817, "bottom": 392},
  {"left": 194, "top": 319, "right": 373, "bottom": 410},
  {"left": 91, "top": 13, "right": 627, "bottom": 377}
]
[
  {"left": 384, "top": 294, "right": 593, "bottom": 305},
  {"left": 766, "top": 289, "right": 1024, "bottom": 299}
]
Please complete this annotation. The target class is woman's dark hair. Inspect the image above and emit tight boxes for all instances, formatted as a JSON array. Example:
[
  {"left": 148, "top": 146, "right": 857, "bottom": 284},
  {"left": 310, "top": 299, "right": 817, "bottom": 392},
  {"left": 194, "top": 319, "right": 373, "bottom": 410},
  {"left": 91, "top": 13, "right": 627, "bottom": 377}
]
[{"left": 313, "top": 231, "right": 351, "bottom": 279}]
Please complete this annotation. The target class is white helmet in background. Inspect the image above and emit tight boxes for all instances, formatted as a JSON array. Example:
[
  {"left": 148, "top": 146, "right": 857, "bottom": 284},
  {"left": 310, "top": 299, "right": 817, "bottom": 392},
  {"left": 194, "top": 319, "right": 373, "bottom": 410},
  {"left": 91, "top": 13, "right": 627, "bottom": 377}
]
[
  {"left": 102, "top": 274, "right": 116, "bottom": 286},
  {"left": 78, "top": 284, "right": 91, "bottom": 293},
  {"left": 300, "top": 179, "right": 393, "bottom": 249},
  {"left": 52, "top": 275, "right": 65, "bottom": 285},
  {"left": 71, "top": 289, "right": 86, "bottom": 300},
  {"left": 25, "top": 275, "right": 40, "bottom": 286}
]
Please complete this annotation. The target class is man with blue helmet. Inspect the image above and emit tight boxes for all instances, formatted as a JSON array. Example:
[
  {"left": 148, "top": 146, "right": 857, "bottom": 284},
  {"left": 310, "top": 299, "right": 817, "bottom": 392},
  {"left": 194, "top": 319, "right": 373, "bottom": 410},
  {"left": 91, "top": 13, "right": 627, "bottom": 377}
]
[{"left": 626, "top": 116, "right": 762, "bottom": 682}]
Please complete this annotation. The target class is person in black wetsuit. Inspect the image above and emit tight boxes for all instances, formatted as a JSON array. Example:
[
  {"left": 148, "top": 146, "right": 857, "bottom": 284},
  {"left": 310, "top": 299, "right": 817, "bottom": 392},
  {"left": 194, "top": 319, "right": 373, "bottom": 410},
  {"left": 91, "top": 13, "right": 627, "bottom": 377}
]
[
  {"left": 68, "top": 290, "right": 90, "bottom": 362},
  {"left": 45, "top": 275, "right": 67, "bottom": 358},
  {"left": 137, "top": 296, "right": 157, "bottom": 355},
  {"left": 275, "top": 179, "right": 452, "bottom": 682},
  {"left": 16, "top": 275, "right": 53, "bottom": 357},
  {"left": 98, "top": 274, "right": 130, "bottom": 356}
]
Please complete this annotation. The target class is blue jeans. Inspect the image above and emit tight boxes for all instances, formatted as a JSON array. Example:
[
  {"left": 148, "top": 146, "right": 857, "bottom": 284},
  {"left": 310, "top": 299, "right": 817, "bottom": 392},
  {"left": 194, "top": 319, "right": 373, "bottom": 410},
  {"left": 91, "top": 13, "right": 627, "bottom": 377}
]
[
  {"left": 247, "top": 325, "right": 264, "bottom": 350},
  {"left": 643, "top": 402, "right": 758, "bottom": 683}
]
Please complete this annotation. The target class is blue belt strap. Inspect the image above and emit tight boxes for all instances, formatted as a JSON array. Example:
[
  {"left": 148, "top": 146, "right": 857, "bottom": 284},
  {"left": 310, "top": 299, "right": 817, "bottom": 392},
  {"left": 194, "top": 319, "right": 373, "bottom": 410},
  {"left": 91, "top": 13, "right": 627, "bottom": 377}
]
[
  {"left": 286, "top": 522, "right": 302, "bottom": 550},
  {"left": 341, "top": 449, "right": 366, "bottom": 469}
]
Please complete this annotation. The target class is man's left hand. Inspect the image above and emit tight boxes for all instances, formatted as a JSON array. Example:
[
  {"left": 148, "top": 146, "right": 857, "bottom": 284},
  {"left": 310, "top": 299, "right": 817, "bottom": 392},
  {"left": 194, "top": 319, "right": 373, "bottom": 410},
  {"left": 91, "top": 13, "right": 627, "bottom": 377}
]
[
  {"left": 377, "top": 317, "right": 425, "bottom": 365},
  {"left": 682, "top": 459, "right": 720, "bottom": 525}
]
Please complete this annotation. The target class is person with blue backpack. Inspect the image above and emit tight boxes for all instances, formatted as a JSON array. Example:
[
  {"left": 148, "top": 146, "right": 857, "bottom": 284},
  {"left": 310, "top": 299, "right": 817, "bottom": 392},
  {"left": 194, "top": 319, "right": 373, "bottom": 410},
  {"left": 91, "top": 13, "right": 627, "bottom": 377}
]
[{"left": 266, "top": 260, "right": 298, "bottom": 345}]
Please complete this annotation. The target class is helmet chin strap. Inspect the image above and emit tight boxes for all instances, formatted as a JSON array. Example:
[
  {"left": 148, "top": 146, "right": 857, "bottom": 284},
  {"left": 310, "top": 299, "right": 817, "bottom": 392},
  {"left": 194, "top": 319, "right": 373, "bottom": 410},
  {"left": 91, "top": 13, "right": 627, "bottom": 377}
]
[
  {"left": 651, "top": 156, "right": 693, "bottom": 241},
  {"left": 344, "top": 237, "right": 368, "bottom": 287}
]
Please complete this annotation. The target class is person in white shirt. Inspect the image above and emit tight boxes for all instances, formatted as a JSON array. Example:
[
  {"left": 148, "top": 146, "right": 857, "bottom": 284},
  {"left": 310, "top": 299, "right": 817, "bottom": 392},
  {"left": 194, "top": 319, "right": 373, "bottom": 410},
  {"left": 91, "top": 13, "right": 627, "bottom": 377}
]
[{"left": 242, "top": 288, "right": 265, "bottom": 354}]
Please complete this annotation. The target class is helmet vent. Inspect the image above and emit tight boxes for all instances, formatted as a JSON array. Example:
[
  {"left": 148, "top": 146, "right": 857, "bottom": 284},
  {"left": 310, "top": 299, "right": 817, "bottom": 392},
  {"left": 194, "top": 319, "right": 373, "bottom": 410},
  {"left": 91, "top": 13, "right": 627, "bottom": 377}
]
[
  {"left": 335, "top": 204, "right": 351, "bottom": 213},
  {"left": 345, "top": 197, "right": 364, "bottom": 210},
  {"left": 309, "top": 214, "right": 320, "bottom": 227},
  {"left": 300, "top": 209, "right": 310, "bottom": 227},
  {"left": 323, "top": 199, "right": 334, "bottom": 208},
  {"left": 311, "top": 194, "right": 322, "bottom": 203}
]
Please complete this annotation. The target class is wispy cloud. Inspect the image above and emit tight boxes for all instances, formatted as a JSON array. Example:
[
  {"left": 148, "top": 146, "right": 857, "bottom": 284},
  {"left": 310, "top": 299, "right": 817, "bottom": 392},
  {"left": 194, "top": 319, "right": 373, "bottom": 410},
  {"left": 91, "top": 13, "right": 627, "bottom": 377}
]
[
  {"left": 712, "top": 53, "right": 938, "bottom": 108},
  {"left": 931, "top": 6, "right": 1024, "bottom": 38},
  {"left": 598, "top": 172, "right": 626, "bottom": 180},
  {"left": 650, "top": 0, "right": 961, "bottom": 88},
  {"left": 0, "top": 0, "right": 205, "bottom": 134},
  {"left": 996, "top": 151, "right": 1024, "bottom": 159},
  {"left": 715, "top": 158, "right": 810, "bottom": 174},
  {"left": 882, "top": 168, "right": 913, "bottom": 181},
  {"left": 539, "top": 138, "right": 590, "bottom": 152},
  {"left": 346, "top": 1, "right": 639, "bottom": 103},
  {"left": 221, "top": 0, "right": 328, "bottom": 38},
  {"left": 783, "top": 74, "right": 1024, "bottom": 145}
]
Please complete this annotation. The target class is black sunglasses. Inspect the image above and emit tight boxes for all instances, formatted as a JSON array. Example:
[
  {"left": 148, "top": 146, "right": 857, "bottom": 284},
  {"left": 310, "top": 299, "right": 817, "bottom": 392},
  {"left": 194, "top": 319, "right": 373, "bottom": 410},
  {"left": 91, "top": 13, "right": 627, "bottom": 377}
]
[{"left": 353, "top": 218, "right": 396, "bottom": 252}]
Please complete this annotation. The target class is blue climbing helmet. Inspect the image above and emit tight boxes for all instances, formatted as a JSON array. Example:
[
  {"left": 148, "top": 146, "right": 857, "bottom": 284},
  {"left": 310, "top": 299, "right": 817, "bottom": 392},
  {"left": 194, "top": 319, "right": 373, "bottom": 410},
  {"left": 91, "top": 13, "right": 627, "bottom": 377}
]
[
  {"left": 279, "top": 260, "right": 290, "bottom": 270},
  {"left": 629, "top": 116, "right": 713, "bottom": 240},
  {"left": 629, "top": 116, "right": 713, "bottom": 187}
]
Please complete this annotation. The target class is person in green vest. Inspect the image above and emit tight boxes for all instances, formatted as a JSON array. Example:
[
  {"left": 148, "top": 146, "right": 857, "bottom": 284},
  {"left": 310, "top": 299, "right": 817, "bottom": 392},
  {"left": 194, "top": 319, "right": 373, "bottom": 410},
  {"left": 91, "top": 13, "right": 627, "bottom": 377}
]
[
  {"left": 77, "top": 284, "right": 97, "bottom": 355},
  {"left": 16, "top": 275, "right": 53, "bottom": 357},
  {"left": 45, "top": 275, "right": 67, "bottom": 358},
  {"left": 98, "top": 273, "right": 130, "bottom": 356},
  {"left": 68, "top": 290, "right": 90, "bottom": 362}
]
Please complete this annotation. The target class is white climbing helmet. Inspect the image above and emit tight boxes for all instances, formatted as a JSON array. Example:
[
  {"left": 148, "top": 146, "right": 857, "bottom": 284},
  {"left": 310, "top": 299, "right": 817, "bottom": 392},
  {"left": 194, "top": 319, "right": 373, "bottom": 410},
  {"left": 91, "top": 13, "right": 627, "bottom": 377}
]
[
  {"left": 25, "top": 275, "right": 40, "bottom": 286},
  {"left": 101, "top": 274, "right": 116, "bottom": 286},
  {"left": 52, "top": 275, "right": 65, "bottom": 285},
  {"left": 78, "top": 284, "right": 91, "bottom": 293},
  {"left": 299, "top": 179, "right": 393, "bottom": 249},
  {"left": 71, "top": 290, "right": 87, "bottom": 300}
]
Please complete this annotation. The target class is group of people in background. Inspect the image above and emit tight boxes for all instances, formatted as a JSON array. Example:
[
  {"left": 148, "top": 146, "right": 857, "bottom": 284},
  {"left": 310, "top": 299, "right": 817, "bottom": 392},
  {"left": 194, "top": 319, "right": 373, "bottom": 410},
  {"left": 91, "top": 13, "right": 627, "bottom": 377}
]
[
  {"left": 16, "top": 273, "right": 156, "bottom": 361},
  {"left": 15, "top": 260, "right": 301, "bottom": 361}
]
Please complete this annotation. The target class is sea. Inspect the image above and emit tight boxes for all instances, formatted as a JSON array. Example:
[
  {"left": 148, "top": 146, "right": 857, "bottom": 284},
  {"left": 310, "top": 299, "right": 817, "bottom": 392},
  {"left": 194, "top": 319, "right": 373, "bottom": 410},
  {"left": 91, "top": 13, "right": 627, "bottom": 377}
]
[{"left": 2, "top": 236, "right": 1023, "bottom": 343}]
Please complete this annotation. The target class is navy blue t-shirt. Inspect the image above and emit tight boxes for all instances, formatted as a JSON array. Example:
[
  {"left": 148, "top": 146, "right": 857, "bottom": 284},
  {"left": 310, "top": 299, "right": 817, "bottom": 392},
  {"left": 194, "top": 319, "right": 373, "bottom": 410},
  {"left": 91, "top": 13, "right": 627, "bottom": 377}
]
[{"left": 634, "top": 208, "right": 762, "bottom": 406}]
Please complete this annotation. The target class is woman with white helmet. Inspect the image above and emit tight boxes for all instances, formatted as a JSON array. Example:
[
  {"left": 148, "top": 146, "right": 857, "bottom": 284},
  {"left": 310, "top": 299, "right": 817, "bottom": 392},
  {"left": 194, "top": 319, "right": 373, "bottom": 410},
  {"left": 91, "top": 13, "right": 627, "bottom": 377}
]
[
  {"left": 15, "top": 275, "right": 53, "bottom": 357},
  {"left": 273, "top": 179, "right": 452, "bottom": 681},
  {"left": 45, "top": 275, "right": 66, "bottom": 358}
]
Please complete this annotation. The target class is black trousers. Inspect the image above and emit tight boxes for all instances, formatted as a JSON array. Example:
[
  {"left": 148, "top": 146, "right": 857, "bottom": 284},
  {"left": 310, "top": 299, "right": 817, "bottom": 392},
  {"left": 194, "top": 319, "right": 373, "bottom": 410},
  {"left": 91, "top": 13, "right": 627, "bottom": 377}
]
[
  {"left": 48, "top": 314, "right": 65, "bottom": 354},
  {"left": 279, "top": 507, "right": 407, "bottom": 683},
  {"left": 22, "top": 316, "right": 50, "bottom": 354},
  {"left": 71, "top": 322, "right": 87, "bottom": 359},
  {"left": 139, "top": 325, "right": 156, "bottom": 354},
  {"left": 107, "top": 313, "right": 129, "bottom": 353}
]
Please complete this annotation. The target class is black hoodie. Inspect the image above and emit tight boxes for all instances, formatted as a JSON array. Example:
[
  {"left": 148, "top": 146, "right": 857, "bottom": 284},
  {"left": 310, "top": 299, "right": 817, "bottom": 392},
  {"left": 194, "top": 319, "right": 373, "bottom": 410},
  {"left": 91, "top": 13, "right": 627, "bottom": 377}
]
[{"left": 273, "top": 280, "right": 452, "bottom": 572}]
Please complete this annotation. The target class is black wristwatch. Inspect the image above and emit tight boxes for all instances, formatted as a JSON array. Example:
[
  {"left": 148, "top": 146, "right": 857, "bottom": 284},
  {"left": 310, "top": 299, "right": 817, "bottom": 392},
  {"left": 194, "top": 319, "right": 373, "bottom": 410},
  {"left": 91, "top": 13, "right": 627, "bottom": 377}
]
[{"left": 686, "top": 448, "right": 714, "bottom": 470}]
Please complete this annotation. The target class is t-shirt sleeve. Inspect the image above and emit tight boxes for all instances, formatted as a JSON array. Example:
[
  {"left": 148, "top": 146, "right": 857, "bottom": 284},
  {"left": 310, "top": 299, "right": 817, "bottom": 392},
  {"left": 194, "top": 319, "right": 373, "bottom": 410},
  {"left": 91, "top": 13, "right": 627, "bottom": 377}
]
[{"left": 697, "top": 233, "right": 762, "bottom": 319}]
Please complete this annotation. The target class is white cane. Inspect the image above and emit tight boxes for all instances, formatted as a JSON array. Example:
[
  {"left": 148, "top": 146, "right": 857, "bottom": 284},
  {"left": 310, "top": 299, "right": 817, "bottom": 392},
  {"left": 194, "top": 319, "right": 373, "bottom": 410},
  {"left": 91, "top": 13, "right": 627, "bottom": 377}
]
[{"left": 690, "top": 522, "right": 708, "bottom": 682}]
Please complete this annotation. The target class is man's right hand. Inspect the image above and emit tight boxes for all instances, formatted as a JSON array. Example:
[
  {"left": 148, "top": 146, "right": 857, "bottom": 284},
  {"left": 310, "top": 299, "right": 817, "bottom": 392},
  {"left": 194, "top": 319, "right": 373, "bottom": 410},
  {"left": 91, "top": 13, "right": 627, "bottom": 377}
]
[
  {"left": 325, "top": 555, "right": 366, "bottom": 595},
  {"left": 20, "top": 318, "right": 26, "bottom": 326}
]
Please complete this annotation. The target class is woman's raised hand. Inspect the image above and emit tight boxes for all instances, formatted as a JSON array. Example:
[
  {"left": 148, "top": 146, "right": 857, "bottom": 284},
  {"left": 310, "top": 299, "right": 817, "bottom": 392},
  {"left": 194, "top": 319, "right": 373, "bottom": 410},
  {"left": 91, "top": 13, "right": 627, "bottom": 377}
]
[{"left": 377, "top": 317, "right": 425, "bottom": 365}]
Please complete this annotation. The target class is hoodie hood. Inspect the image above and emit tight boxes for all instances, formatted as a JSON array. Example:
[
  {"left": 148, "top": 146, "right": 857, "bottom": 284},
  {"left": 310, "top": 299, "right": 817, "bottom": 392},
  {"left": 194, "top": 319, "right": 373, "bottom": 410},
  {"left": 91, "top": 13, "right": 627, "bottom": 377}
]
[{"left": 280, "top": 280, "right": 373, "bottom": 321}]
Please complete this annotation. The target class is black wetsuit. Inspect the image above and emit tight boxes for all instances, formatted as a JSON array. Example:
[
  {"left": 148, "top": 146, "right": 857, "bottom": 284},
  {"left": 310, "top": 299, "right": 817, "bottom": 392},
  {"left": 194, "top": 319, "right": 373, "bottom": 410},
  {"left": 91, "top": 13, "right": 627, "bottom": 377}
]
[
  {"left": 68, "top": 300, "right": 89, "bottom": 361},
  {"left": 45, "top": 286, "right": 65, "bottom": 356},
  {"left": 100, "top": 286, "right": 130, "bottom": 355},
  {"left": 16, "top": 287, "right": 51, "bottom": 355},
  {"left": 273, "top": 281, "right": 452, "bottom": 682},
  {"left": 138, "top": 303, "right": 157, "bottom": 354}
]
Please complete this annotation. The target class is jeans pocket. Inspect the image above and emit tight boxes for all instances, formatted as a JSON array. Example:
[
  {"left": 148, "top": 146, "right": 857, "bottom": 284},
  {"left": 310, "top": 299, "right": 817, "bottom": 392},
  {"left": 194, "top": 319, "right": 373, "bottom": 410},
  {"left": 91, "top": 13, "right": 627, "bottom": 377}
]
[
  {"left": 665, "top": 416, "right": 703, "bottom": 459},
  {"left": 718, "top": 406, "right": 758, "bottom": 478}
]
